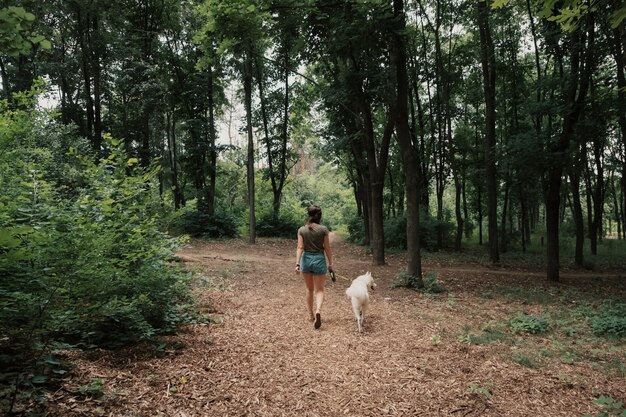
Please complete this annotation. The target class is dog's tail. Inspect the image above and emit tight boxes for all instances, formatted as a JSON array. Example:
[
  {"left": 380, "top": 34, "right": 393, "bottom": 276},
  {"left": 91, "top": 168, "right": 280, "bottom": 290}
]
[{"left": 345, "top": 287, "right": 356, "bottom": 299}]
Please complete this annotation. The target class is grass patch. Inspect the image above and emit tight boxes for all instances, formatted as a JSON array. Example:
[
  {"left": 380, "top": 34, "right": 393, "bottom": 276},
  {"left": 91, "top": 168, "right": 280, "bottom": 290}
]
[
  {"left": 512, "top": 351, "right": 537, "bottom": 368},
  {"left": 482, "top": 285, "right": 553, "bottom": 304},
  {"left": 509, "top": 314, "right": 549, "bottom": 334},
  {"left": 589, "top": 300, "right": 626, "bottom": 338}
]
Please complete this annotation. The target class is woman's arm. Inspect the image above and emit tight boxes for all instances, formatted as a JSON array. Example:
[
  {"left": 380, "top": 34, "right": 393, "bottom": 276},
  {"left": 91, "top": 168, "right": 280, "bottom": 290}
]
[
  {"left": 295, "top": 234, "right": 304, "bottom": 272},
  {"left": 323, "top": 233, "right": 333, "bottom": 272}
]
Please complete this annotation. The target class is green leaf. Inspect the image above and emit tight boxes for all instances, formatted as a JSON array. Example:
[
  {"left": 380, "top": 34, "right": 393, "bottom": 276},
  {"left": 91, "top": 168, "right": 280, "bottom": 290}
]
[
  {"left": 611, "top": 6, "right": 626, "bottom": 28},
  {"left": 491, "top": 0, "right": 509, "bottom": 8}
]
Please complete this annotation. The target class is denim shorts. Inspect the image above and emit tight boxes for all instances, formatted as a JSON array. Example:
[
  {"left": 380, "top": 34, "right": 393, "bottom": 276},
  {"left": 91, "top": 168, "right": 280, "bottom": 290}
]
[{"left": 300, "top": 251, "right": 327, "bottom": 275}]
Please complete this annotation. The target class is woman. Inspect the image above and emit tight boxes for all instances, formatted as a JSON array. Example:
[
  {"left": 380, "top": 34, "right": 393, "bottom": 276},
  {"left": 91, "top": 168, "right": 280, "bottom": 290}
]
[{"left": 295, "top": 205, "right": 334, "bottom": 329}]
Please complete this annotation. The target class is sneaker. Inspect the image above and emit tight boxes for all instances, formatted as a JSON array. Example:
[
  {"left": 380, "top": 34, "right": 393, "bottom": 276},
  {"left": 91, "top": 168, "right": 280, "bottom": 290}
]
[{"left": 314, "top": 312, "right": 321, "bottom": 329}]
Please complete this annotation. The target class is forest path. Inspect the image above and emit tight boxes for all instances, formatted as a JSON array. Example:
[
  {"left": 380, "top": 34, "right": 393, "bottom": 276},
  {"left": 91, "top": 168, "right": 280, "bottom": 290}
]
[{"left": 50, "top": 237, "right": 626, "bottom": 416}]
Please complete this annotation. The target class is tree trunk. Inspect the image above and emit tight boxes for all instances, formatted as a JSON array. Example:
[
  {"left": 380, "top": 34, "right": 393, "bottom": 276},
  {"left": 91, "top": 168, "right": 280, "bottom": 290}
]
[
  {"left": 77, "top": 8, "right": 94, "bottom": 146},
  {"left": 614, "top": 2, "right": 626, "bottom": 240},
  {"left": 255, "top": 56, "right": 278, "bottom": 217},
  {"left": 167, "top": 112, "right": 183, "bottom": 210},
  {"left": 590, "top": 135, "right": 605, "bottom": 254},
  {"left": 244, "top": 53, "right": 256, "bottom": 244},
  {"left": 393, "top": 0, "right": 423, "bottom": 286},
  {"left": 207, "top": 65, "right": 217, "bottom": 216},
  {"left": 454, "top": 173, "right": 463, "bottom": 252},
  {"left": 477, "top": 1, "right": 499, "bottom": 263},
  {"left": 545, "top": 14, "right": 595, "bottom": 281},
  {"left": 569, "top": 169, "right": 584, "bottom": 266},
  {"left": 360, "top": 101, "right": 392, "bottom": 265},
  {"left": 500, "top": 177, "right": 509, "bottom": 253},
  {"left": 92, "top": 16, "right": 102, "bottom": 151}
]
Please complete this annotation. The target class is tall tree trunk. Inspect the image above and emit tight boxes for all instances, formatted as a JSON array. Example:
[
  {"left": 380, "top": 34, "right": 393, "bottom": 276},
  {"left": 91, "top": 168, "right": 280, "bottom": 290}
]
[
  {"left": 519, "top": 186, "right": 527, "bottom": 252},
  {"left": 278, "top": 49, "right": 290, "bottom": 216},
  {"left": 477, "top": 1, "right": 499, "bottom": 263},
  {"left": 545, "top": 14, "right": 595, "bottom": 281},
  {"left": 207, "top": 65, "right": 217, "bottom": 216},
  {"left": 569, "top": 168, "right": 585, "bottom": 266},
  {"left": 500, "top": 177, "right": 510, "bottom": 253},
  {"left": 393, "top": 0, "right": 423, "bottom": 286},
  {"left": 614, "top": 2, "right": 626, "bottom": 240},
  {"left": 167, "top": 112, "right": 183, "bottom": 210},
  {"left": 359, "top": 97, "right": 392, "bottom": 265},
  {"left": 77, "top": 8, "right": 94, "bottom": 147},
  {"left": 454, "top": 173, "right": 463, "bottom": 252},
  {"left": 92, "top": 16, "right": 102, "bottom": 151},
  {"left": 244, "top": 53, "right": 256, "bottom": 244},
  {"left": 590, "top": 135, "right": 605, "bottom": 254},
  {"left": 255, "top": 56, "right": 278, "bottom": 217}
]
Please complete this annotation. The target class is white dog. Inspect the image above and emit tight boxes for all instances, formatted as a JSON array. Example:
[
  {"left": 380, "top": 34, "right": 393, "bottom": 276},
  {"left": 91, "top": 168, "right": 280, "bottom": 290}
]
[{"left": 345, "top": 272, "right": 376, "bottom": 332}]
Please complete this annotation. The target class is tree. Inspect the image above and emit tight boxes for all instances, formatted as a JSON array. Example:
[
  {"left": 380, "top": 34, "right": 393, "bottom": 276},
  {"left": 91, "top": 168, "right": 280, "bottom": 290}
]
[
  {"left": 392, "top": 0, "right": 423, "bottom": 287},
  {"left": 477, "top": 0, "right": 500, "bottom": 263},
  {"left": 197, "top": 0, "right": 268, "bottom": 243}
]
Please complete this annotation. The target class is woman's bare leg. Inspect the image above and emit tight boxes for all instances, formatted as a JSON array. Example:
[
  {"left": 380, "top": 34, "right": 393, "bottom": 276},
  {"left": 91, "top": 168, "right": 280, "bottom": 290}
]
[
  {"left": 313, "top": 274, "right": 327, "bottom": 314},
  {"left": 302, "top": 273, "right": 315, "bottom": 321}
]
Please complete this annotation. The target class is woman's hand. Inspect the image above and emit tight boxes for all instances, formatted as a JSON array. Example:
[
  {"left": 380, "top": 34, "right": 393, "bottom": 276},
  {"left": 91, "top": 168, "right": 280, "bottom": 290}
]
[{"left": 295, "top": 264, "right": 300, "bottom": 274}]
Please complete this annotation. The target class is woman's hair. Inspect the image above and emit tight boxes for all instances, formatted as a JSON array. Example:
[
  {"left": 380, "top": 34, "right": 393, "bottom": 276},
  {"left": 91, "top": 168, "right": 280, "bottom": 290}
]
[{"left": 306, "top": 205, "right": 322, "bottom": 229}]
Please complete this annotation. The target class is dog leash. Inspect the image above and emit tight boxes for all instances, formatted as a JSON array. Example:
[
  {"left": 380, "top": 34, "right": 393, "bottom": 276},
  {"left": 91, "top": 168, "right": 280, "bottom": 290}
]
[{"left": 329, "top": 271, "right": 351, "bottom": 282}]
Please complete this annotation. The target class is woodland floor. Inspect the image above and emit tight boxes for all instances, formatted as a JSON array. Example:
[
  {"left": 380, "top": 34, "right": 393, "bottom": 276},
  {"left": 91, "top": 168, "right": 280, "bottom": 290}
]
[{"left": 47, "top": 235, "right": 626, "bottom": 417}]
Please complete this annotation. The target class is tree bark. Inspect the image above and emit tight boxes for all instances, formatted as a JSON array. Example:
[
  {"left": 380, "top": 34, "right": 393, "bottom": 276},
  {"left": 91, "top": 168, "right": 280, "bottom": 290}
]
[
  {"left": 477, "top": 1, "right": 499, "bottom": 263},
  {"left": 92, "top": 15, "right": 102, "bottom": 151},
  {"left": 207, "top": 65, "right": 217, "bottom": 216},
  {"left": 569, "top": 168, "right": 584, "bottom": 266},
  {"left": 545, "top": 14, "right": 595, "bottom": 281},
  {"left": 244, "top": 52, "right": 256, "bottom": 244},
  {"left": 393, "top": 0, "right": 423, "bottom": 286}
]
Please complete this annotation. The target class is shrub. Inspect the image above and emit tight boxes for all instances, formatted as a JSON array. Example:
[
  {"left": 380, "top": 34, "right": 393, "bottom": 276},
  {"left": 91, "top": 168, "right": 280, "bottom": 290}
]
[
  {"left": 1, "top": 115, "right": 194, "bottom": 360},
  {"left": 257, "top": 213, "right": 300, "bottom": 238},
  {"left": 509, "top": 314, "right": 549, "bottom": 334},
  {"left": 589, "top": 302, "right": 626, "bottom": 338},
  {"left": 384, "top": 216, "right": 407, "bottom": 249},
  {"left": 174, "top": 208, "right": 239, "bottom": 238},
  {"left": 346, "top": 214, "right": 365, "bottom": 244}
]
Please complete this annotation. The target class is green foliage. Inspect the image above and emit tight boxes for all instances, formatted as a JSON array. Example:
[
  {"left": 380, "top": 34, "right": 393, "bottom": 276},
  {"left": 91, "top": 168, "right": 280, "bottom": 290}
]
[
  {"left": 173, "top": 207, "right": 239, "bottom": 239},
  {"left": 384, "top": 216, "right": 407, "bottom": 249},
  {"left": 466, "top": 382, "right": 492, "bottom": 399},
  {"left": 418, "top": 209, "right": 455, "bottom": 251},
  {"left": 422, "top": 272, "right": 445, "bottom": 294},
  {"left": 589, "top": 302, "right": 626, "bottom": 338},
  {"left": 1, "top": 89, "right": 193, "bottom": 364},
  {"left": 349, "top": 209, "right": 455, "bottom": 251},
  {"left": 509, "top": 314, "right": 549, "bottom": 334},
  {"left": 0, "top": 6, "right": 51, "bottom": 58},
  {"left": 346, "top": 214, "right": 365, "bottom": 244},
  {"left": 583, "top": 395, "right": 626, "bottom": 417},
  {"left": 512, "top": 352, "right": 536, "bottom": 368},
  {"left": 256, "top": 213, "right": 299, "bottom": 239}
]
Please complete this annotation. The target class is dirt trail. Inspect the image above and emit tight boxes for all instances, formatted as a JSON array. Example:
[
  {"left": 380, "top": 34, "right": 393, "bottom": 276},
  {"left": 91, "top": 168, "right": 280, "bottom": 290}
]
[{"left": 49, "top": 237, "right": 626, "bottom": 417}]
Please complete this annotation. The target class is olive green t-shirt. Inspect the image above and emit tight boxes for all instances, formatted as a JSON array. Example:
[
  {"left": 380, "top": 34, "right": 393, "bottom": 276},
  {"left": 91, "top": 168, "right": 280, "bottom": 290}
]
[{"left": 298, "top": 224, "right": 329, "bottom": 253}]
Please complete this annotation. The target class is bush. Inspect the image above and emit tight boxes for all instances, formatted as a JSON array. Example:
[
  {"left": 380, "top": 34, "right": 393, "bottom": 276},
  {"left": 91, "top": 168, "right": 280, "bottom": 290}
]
[
  {"left": 509, "top": 314, "right": 549, "bottom": 334},
  {"left": 257, "top": 213, "right": 300, "bottom": 238},
  {"left": 384, "top": 216, "right": 407, "bottom": 249},
  {"left": 1, "top": 97, "right": 194, "bottom": 363},
  {"left": 589, "top": 302, "right": 626, "bottom": 338},
  {"left": 346, "top": 214, "right": 365, "bottom": 244},
  {"left": 174, "top": 208, "right": 239, "bottom": 238},
  {"left": 419, "top": 209, "right": 455, "bottom": 251}
]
